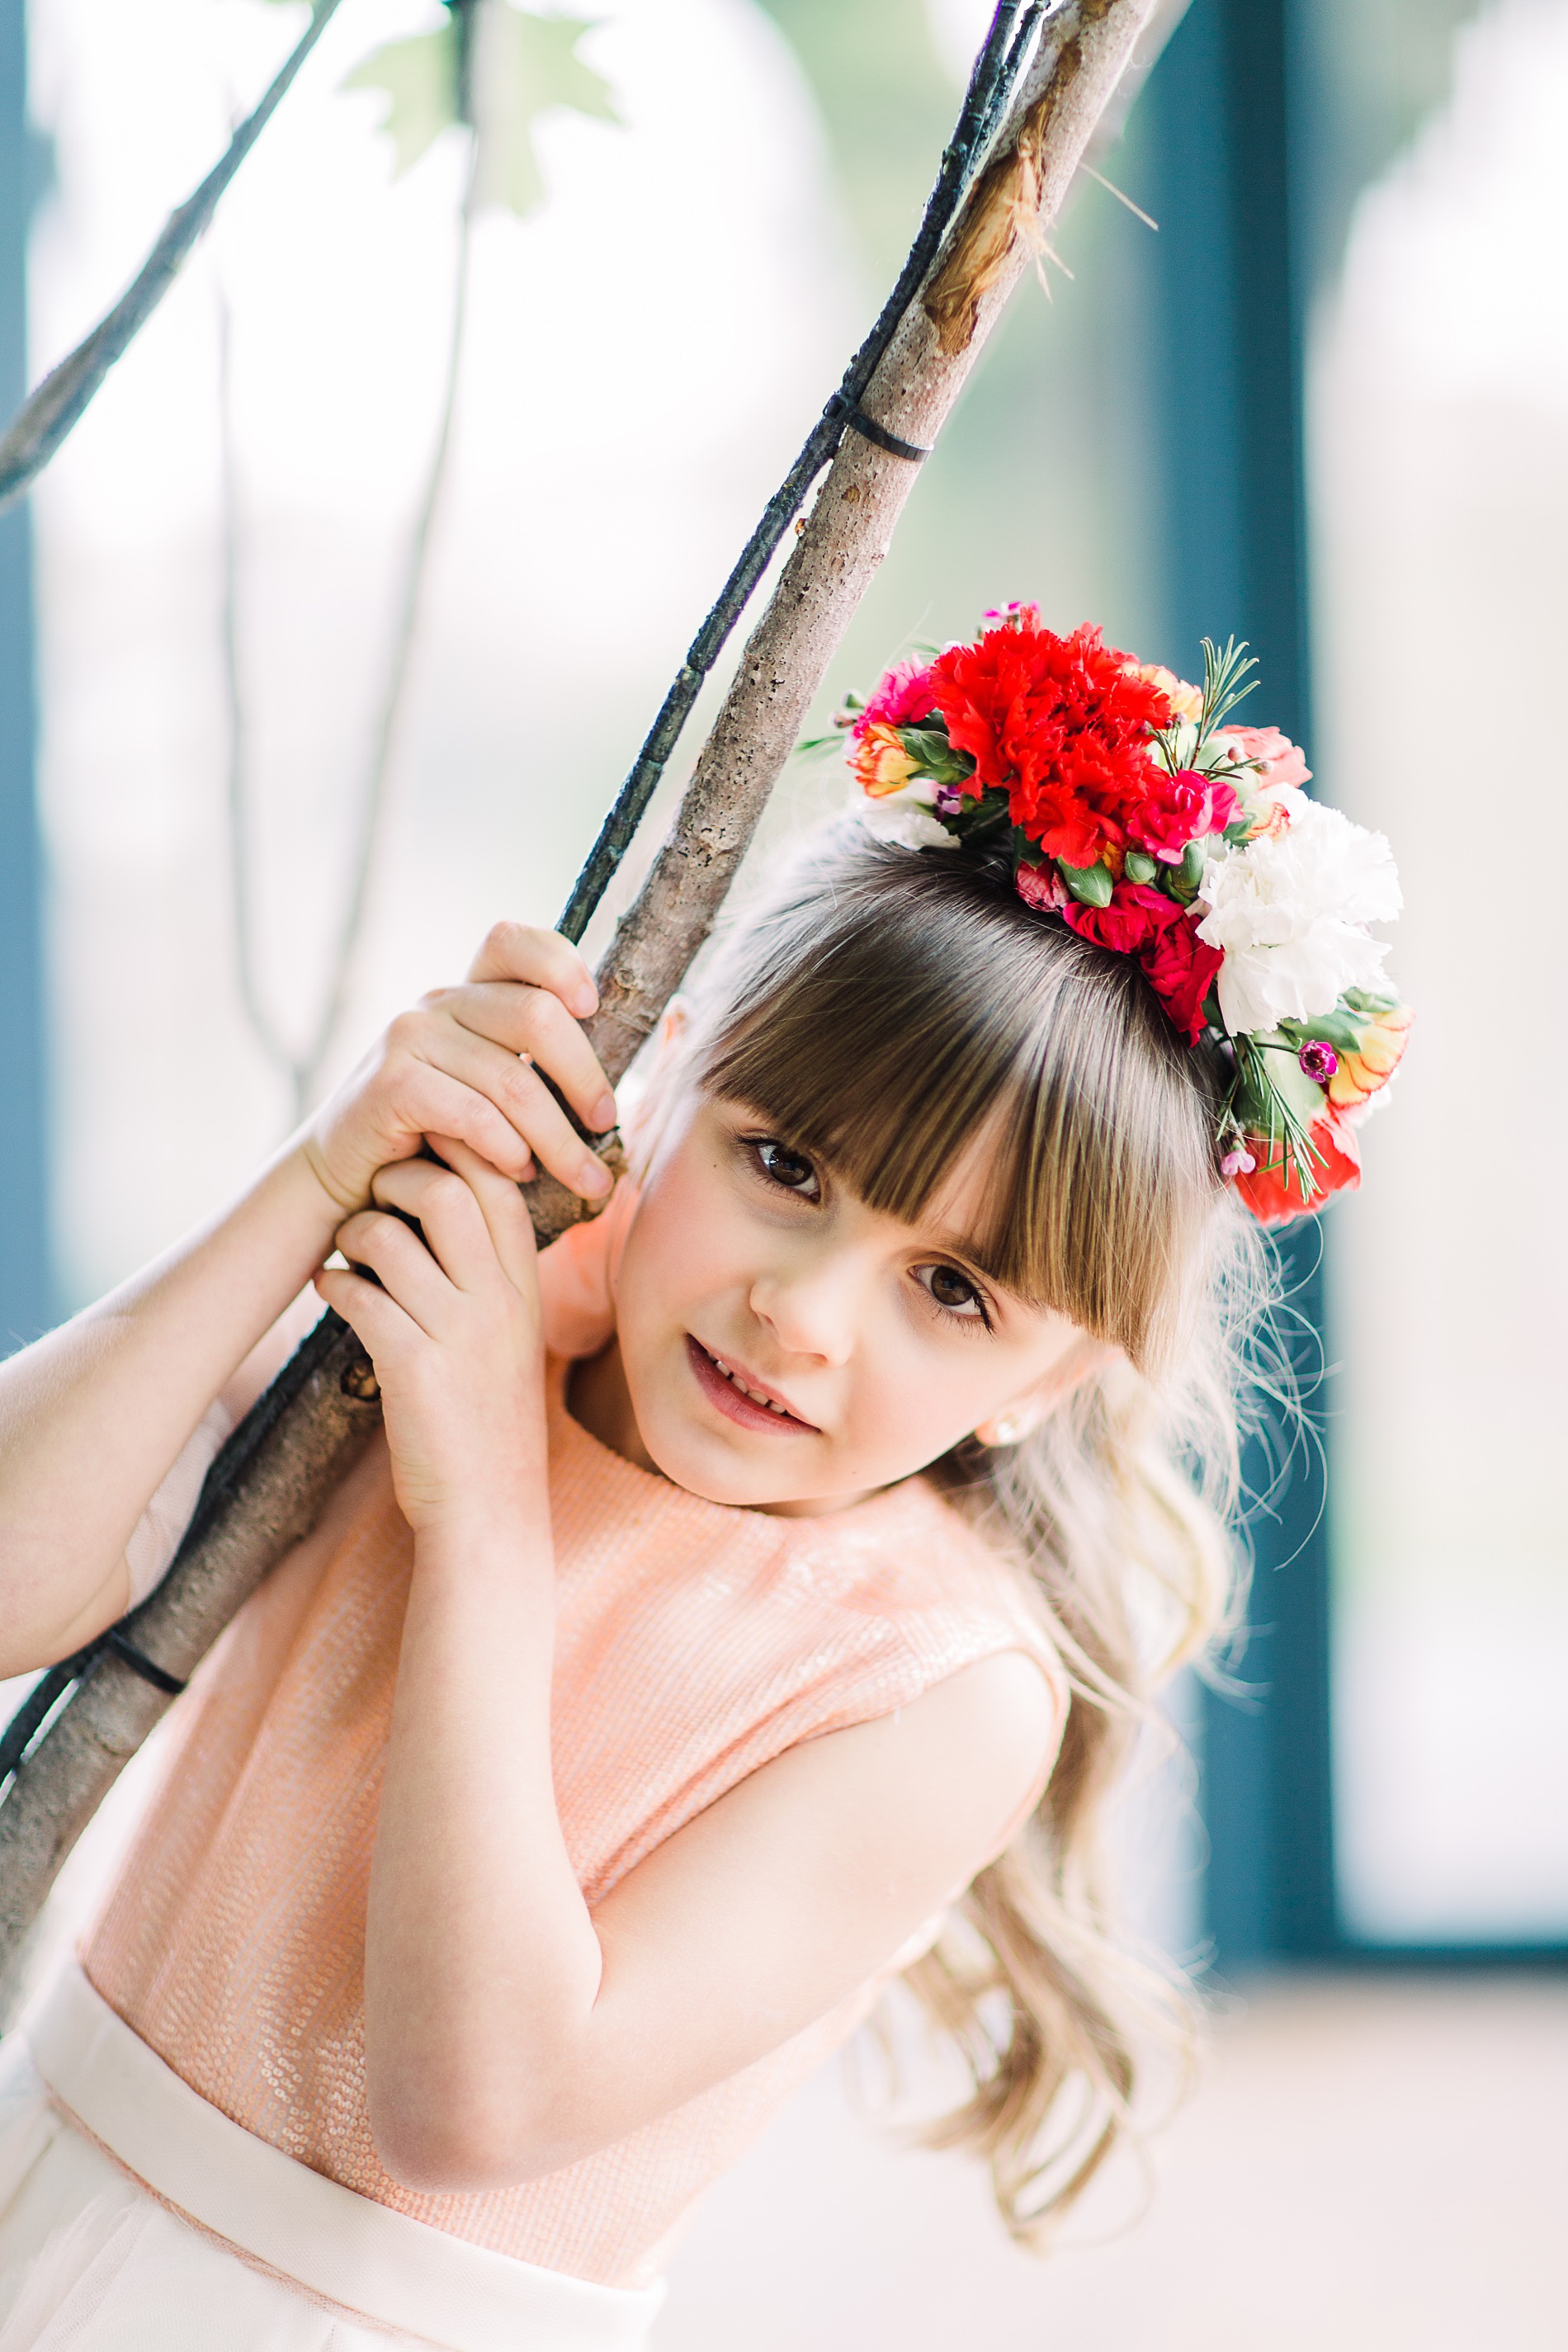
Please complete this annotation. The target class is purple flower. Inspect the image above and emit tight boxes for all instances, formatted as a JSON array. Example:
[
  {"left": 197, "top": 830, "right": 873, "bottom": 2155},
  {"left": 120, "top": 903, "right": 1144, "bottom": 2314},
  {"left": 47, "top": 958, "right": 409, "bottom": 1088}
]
[{"left": 1297, "top": 1039, "right": 1339, "bottom": 1084}]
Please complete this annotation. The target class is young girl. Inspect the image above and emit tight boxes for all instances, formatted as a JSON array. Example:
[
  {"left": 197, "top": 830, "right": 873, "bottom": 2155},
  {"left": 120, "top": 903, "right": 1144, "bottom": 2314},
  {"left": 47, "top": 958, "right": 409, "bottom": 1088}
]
[{"left": 0, "top": 610, "right": 1406, "bottom": 2349}]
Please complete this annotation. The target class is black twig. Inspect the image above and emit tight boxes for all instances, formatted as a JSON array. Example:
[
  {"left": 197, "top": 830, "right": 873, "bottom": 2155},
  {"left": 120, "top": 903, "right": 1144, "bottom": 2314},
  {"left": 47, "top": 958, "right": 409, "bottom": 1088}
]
[
  {"left": 0, "top": 0, "right": 346, "bottom": 512},
  {"left": 554, "top": 0, "right": 1040, "bottom": 945}
]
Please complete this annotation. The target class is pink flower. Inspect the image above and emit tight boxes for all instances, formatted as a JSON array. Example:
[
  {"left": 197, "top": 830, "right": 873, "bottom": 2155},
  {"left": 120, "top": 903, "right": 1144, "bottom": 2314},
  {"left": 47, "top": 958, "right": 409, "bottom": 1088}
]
[
  {"left": 1221, "top": 725, "right": 1311, "bottom": 790},
  {"left": 1013, "top": 862, "right": 1069, "bottom": 913},
  {"left": 859, "top": 657, "right": 938, "bottom": 734},
  {"left": 1128, "top": 767, "right": 1240, "bottom": 864}
]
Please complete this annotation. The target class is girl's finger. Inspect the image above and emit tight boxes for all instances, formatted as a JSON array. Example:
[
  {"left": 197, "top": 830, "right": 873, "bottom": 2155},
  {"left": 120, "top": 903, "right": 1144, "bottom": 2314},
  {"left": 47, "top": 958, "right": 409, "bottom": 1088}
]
[
  {"left": 314, "top": 1262, "right": 424, "bottom": 1363},
  {"left": 432, "top": 981, "right": 616, "bottom": 1135},
  {"left": 368, "top": 1158, "right": 513, "bottom": 1297},
  {"left": 334, "top": 1207, "right": 454, "bottom": 1335},
  {"left": 400, "top": 1023, "right": 612, "bottom": 1202},
  {"left": 387, "top": 1059, "right": 541, "bottom": 1183},
  {"left": 464, "top": 921, "right": 598, "bottom": 1021},
  {"left": 426, "top": 1136, "right": 541, "bottom": 1297}
]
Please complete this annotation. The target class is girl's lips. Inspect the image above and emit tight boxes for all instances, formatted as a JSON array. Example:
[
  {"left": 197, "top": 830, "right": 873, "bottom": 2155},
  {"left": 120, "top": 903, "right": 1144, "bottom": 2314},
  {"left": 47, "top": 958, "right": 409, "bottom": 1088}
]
[{"left": 684, "top": 1334, "right": 818, "bottom": 1435}]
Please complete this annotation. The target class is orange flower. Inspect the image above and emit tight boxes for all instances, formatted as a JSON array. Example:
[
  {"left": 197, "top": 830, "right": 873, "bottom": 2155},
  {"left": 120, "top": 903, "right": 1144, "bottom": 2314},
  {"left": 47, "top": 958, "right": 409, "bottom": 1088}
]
[
  {"left": 1328, "top": 1002, "right": 1414, "bottom": 1112},
  {"left": 1138, "top": 662, "right": 1203, "bottom": 722},
  {"left": 853, "top": 722, "right": 918, "bottom": 797}
]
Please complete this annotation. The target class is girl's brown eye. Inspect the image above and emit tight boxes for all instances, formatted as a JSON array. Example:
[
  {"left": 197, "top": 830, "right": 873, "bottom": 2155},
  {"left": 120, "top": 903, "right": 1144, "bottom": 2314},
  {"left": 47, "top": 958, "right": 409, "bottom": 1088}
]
[
  {"left": 919, "top": 1263, "right": 986, "bottom": 1319},
  {"left": 755, "top": 1140, "right": 819, "bottom": 1198}
]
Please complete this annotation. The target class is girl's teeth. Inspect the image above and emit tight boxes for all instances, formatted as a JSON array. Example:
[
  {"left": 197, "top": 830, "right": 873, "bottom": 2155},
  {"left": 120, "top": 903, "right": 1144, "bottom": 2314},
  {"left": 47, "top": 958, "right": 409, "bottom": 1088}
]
[{"left": 709, "top": 1351, "right": 791, "bottom": 1416}]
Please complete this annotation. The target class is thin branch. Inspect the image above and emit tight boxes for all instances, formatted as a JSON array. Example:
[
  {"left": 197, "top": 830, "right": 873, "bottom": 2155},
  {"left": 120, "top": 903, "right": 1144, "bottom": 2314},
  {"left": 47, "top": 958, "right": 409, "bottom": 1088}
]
[{"left": 0, "top": 0, "right": 346, "bottom": 512}]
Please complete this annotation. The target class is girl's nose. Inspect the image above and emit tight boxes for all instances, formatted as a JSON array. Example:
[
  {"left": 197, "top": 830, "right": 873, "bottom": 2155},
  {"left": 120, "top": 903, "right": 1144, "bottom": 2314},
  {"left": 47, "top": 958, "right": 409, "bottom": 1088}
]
[{"left": 749, "top": 1257, "right": 858, "bottom": 1367}]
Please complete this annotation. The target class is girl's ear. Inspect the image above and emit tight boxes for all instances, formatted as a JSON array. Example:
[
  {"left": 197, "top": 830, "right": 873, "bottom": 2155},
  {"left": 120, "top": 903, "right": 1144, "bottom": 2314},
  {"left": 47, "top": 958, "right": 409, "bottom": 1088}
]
[{"left": 974, "top": 1334, "right": 1119, "bottom": 1448}]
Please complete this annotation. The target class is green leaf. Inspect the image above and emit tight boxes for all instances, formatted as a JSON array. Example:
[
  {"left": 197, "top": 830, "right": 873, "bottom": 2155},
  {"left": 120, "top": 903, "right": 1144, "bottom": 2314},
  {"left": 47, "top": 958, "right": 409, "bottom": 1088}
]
[
  {"left": 1279, "top": 1005, "right": 1367, "bottom": 1055},
  {"left": 1060, "top": 860, "right": 1113, "bottom": 909},
  {"left": 343, "top": 5, "right": 621, "bottom": 219},
  {"left": 1124, "top": 849, "right": 1159, "bottom": 885},
  {"left": 472, "top": 6, "right": 621, "bottom": 218},
  {"left": 343, "top": 26, "right": 459, "bottom": 179}
]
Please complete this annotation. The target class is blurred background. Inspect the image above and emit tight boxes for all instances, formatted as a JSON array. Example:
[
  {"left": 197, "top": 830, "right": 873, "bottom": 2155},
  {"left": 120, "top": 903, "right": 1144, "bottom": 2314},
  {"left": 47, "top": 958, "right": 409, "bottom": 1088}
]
[{"left": 0, "top": 0, "right": 1564, "bottom": 2341}]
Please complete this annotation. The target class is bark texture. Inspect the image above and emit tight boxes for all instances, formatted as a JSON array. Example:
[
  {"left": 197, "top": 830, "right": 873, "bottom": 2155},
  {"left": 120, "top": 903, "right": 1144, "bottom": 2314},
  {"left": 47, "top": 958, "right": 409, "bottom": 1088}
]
[{"left": 0, "top": 0, "right": 1158, "bottom": 1969}]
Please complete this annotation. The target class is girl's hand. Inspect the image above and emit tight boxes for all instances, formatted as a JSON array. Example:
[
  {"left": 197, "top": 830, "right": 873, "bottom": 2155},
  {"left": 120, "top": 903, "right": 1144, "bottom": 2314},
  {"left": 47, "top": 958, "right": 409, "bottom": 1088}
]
[
  {"left": 315, "top": 1142, "right": 547, "bottom": 1535},
  {"left": 300, "top": 924, "right": 616, "bottom": 1222}
]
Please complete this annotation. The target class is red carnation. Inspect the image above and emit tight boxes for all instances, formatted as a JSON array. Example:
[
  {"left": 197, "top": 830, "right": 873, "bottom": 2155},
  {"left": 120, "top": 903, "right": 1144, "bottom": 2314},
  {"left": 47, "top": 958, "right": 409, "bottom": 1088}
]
[
  {"left": 1060, "top": 881, "right": 1186, "bottom": 956},
  {"left": 1233, "top": 1109, "right": 1362, "bottom": 1225},
  {"left": 1138, "top": 911, "right": 1224, "bottom": 1045},
  {"left": 928, "top": 616, "right": 1170, "bottom": 870},
  {"left": 1129, "top": 767, "right": 1240, "bottom": 865}
]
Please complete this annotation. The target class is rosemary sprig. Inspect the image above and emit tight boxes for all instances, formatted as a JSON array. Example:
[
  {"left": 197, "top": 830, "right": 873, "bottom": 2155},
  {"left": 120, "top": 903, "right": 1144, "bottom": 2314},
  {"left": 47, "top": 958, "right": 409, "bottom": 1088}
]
[{"left": 1226, "top": 1032, "right": 1326, "bottom": 1202}]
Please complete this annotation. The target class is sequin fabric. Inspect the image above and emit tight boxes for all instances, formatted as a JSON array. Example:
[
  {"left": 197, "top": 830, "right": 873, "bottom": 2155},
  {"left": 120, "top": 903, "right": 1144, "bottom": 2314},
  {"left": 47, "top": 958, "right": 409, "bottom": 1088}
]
[{"left": 87, "top": 1368, "right": 1060, "bottom": 2288}]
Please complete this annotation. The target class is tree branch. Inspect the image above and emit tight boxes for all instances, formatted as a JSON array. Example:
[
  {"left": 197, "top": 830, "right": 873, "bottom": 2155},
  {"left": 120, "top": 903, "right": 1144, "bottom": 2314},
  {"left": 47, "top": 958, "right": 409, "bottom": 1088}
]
[{"left": 0, "top": 0, "right": 344, "bottom": 514}]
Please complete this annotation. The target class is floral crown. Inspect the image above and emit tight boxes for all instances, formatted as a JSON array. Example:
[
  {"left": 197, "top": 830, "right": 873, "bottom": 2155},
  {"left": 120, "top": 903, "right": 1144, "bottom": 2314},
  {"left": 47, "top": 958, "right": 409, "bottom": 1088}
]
[{"left": 840, "top": 606, "right": 1410, "bottom": 1225}]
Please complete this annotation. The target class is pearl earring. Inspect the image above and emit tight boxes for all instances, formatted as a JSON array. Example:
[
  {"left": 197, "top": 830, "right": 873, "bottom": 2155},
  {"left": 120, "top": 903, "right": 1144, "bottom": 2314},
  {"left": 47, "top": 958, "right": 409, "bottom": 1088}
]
[{"left": 991, "top": 1415, "right": 1025, "bottom": 1447}]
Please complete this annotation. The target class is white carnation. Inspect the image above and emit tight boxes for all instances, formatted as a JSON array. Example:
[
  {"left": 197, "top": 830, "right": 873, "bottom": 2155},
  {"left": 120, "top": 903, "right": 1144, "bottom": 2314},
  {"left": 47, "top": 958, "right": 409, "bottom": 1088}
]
[
  {"left": 1196, "top": 797, "right": 1401, "bottom": 1035},
  {"left": 858, "top": 786, "right": 958, "bottom": 852}
]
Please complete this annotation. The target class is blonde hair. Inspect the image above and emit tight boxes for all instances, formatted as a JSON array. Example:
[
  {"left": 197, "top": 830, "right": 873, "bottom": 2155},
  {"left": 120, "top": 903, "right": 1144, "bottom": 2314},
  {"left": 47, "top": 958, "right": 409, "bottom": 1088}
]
[{"left": 672, "top": 822, "right": 1264, "bottom": 2241}]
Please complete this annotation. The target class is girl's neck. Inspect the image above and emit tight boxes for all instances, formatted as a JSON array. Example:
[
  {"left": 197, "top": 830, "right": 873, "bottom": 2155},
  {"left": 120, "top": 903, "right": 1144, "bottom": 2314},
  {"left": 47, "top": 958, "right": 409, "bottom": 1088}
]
[{"left": 565, "top": 1342, "right": 880, "bottom": 1519}]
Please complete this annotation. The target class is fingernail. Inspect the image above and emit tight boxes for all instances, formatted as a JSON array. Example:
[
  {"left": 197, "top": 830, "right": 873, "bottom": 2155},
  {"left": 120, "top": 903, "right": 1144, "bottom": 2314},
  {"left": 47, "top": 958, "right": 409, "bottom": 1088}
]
[
  {"left": 574, "top": 987, "right": 598, "bottom": 1018},
  {"left": 580, "top": 1156, "right": 613, "bottom": 1197},
  {"left": 591, "top": 1091, "right": 616, "bottom": 1131}
]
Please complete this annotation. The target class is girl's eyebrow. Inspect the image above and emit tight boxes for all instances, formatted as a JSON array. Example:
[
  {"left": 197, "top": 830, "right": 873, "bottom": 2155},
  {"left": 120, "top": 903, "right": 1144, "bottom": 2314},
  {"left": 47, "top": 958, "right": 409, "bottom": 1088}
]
[{"left": 917, "top": 1223, "right": 1027, "bottom": 1303}]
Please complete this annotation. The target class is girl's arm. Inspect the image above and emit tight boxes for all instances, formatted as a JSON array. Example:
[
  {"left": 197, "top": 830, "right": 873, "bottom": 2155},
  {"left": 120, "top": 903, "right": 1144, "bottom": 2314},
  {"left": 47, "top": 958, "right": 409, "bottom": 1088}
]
[
  {"left": 0, "top": 925, "right": 616, "bottom": 1675},
  {"left": 334, "top": 1150, "right": 1060, "bottom": 2194}
]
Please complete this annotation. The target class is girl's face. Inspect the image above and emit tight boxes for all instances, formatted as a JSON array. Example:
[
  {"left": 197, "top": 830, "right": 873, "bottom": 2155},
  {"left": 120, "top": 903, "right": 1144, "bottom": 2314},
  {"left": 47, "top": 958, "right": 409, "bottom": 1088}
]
[{"left": 587, "top": 1089, "right": 1103, "bottom": 1515}]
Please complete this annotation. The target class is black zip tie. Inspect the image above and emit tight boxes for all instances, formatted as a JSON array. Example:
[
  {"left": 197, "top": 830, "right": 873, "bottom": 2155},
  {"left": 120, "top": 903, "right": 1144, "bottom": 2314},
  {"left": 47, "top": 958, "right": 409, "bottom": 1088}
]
[
  {"left": 843, "top": 405, "right": 932, "bottom": 463},
  {"left": 106, "top": 1628, "right": 187, "bottom": 1697},
  {"left": 0, "top": 1654, "right": 85, "bottom": 1784},
  {"left": 0, "top": 1622, "right": 184, "bottom": 1788}
]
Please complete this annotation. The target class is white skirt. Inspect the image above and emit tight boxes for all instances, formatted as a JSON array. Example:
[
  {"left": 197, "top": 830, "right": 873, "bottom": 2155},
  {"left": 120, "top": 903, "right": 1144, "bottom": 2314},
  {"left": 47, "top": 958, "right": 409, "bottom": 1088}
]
[{"left": 0, "top": 1967, "right": 664, "bottom": 2352}]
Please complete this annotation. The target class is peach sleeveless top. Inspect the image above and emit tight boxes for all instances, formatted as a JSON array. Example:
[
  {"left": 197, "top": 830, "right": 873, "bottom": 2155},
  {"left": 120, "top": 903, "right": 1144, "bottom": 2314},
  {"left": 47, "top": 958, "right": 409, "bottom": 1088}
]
[{"left": 85, "top": 1213, "right": 1063, "bottom": 2288}]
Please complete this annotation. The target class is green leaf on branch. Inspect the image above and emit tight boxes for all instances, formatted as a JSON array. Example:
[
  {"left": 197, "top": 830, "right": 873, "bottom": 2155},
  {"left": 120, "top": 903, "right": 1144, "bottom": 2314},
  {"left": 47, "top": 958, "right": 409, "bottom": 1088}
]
[{"left": 343, "top": 3, "right": 621, "bottom": 218}]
